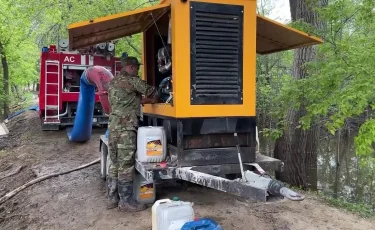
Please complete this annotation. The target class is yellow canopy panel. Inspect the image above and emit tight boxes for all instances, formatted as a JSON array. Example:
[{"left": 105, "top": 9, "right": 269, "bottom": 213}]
[
  {"left": 256, "top": 15, "right": 323, "bottom": 55},
  {"left": 68, "top": 4, "right": 170, "bottom": 50}
]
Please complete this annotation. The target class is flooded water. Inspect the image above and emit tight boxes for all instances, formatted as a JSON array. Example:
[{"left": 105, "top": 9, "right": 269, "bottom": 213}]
[{"left": 259, "top": 134, "right": 375, "bottom": 209}]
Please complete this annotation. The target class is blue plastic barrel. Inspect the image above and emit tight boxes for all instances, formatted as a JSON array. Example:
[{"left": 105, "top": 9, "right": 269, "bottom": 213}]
[{"left": 181, "top": 218, "right": 223, "bottom": 230}]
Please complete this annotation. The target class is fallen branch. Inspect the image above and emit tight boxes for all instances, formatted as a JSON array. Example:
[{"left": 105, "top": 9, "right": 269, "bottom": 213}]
[
  {"left": 0, "top": 158, "right": 100, "bottom": 205},
  {"left": 0, "top": 166, "right": 23, "bottom": 181}
]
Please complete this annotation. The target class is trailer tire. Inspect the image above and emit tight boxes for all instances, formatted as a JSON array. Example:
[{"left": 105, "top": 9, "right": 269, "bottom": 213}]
[{"left": 100, "top": 144, "right": 108, "bottom": 180}]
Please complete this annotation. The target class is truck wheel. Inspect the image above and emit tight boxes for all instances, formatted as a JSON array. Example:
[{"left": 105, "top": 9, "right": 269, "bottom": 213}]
[{"left": 100, "top": 144, "right": 108, "bottom": 180}]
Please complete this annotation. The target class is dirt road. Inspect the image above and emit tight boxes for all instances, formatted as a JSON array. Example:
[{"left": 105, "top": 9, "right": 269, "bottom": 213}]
[{"left": 0, "top": 111, "right": 374, "bottom": 230}]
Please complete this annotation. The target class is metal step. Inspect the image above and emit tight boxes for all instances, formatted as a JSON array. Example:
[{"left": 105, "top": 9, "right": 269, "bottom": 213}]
[
  {"left": 46, "top": 72, "right": 59, "bottom": 74},
  {"left": 46, "top": 105, "right": 59, "bottom": 110},
  {"left": 45, "top": 115, "right": 60, "bottom": 119},
  {"left": 46, "top": 61, "right": 59, "bottom": 65},
  {"left": 46, "top": 83, "right": 59, "bottom": 85},
  {"left": 44, "top": 118, "right": 60, "bottom": 124},
  {"left": 46, "top": 94, "right": 58, "bottom": 96}
]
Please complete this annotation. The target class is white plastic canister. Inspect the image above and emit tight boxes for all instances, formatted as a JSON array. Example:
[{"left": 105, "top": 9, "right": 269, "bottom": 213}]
[
  {"left": 137, "top": 126, "right": 167, "bottom": 163},
  {"left": 133, "top": 173, "right": 156, "bottom": 204},
  {"left": 152, "top": 198, "right": 194, "bottom": 230}
]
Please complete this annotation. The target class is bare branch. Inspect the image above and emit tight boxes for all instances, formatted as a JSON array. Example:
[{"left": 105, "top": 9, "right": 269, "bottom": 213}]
[{"left": 124, "top": 37, "right": 141, "bottom": 55}]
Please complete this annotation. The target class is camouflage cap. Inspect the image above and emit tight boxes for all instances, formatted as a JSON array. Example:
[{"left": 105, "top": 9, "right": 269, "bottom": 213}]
[{"left": 122, "top": 56, "right": 142, "bottom": 66}]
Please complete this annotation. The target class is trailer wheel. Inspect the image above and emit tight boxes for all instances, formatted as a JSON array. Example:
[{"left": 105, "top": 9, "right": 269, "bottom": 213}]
[{"left": 100, "top": 144, "right": 108, "bottom": 180}]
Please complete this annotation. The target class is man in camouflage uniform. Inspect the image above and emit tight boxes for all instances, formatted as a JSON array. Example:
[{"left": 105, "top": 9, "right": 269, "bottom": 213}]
[{"left": 107, "top": 56, "right": 158, "bottom": 212}]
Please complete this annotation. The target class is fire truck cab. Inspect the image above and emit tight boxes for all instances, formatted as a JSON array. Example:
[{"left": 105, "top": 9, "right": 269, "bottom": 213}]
[{"left": 38, "top": 39, "right": 122, "bottom": 131}]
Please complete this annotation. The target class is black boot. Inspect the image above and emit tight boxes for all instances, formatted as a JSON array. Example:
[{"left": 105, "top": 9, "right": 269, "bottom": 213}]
[
  {"left": 106, "top": 177, "right": 119, "bottom": 209},
  {"left": 118, "top": 181, "right": 147, "bottom": 212}
]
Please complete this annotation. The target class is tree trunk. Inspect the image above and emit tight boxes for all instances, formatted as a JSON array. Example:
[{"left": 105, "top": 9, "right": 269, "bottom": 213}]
[
  {"left": 0, "top": 41, "right": 10, "bottom": 119},
  {"left": 370, "top": 169, "right": 373, "bottom": 208},
  {"left": 273, "top": 0, "right": 328, "bottom": 190},
  {"left": 334, "top": 130, "right": 343, "bottom": 198},
  {"left": 12, "top": 84, "right": 20, "bottom": 99}
]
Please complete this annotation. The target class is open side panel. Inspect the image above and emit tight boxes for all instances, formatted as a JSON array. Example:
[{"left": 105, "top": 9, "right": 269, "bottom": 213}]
[
  {"left": 256, "top": 15, "right": 323, "bottom": 55},
  {"left": 68, "top": 4, "right": 170, "bottom": 50},
  {"left": 144, "top": 12, "right": 170, "bottom": 89}
]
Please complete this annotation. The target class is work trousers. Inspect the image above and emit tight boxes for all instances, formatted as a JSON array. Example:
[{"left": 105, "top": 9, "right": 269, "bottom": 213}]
[{"left": 108, "top": 129, "right": 137, "bottom": 182}]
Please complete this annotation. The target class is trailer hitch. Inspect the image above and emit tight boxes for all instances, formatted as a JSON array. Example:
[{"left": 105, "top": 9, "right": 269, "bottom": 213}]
[
  {"left": 234, "top": 133, "right": 303, "bottom": 201},
  {"left": 239, "top": 170, "right": 305, "bottom": 201}
]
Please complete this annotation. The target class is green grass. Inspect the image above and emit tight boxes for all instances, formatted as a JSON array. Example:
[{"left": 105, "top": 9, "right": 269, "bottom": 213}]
[
  {"left": 319, "top": 194, "right": 375, "bottom": 218},
  {"left": 288, "top": 185, "right": 375, "bottom": 218}
]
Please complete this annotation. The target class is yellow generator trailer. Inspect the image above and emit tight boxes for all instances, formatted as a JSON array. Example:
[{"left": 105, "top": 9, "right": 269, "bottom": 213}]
[{"left": 68, "top": 0, "right": 322, "bottom": 202}]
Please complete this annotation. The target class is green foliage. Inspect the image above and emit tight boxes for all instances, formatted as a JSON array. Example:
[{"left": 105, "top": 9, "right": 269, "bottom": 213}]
[
  {"left": 321, "top": 195, "right": 375, "bottom": 218},
  {"left": 7, "top": 40, "right": 40, "bottom": 86},
  {"left": 0, "top": 0, "right": 158, "bottom": 115},
  {"left": 301, "top": 0, "right": 375, "bottom": 158},
  {"left": 286, "top": 185, "right": 375, "bottom": 218},
  {"left": 256, "top": 0, "right": 375, "bottom": 158},
  {"left": 355, "top": 120, "right": 375, "bottom": 157},
  {"left": 255, "top": 45, "right": 294, "bottom": 139},
  {"left": 254, "top": 0, "right": 375, "bottom": 214}
]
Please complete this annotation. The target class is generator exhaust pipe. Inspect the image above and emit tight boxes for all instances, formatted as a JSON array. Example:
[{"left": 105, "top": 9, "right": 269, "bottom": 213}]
[{"left": 67, "top": 66, "right": 113, "bottom": 142}]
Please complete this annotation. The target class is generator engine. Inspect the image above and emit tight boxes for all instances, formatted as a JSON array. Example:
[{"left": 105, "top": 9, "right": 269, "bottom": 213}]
[
  {"left": 157, "top": 45, "right": 172, "bottom": 103},
  {"left": 157, "top": 45, "right": 171, "bottom": 74},
  {"left": 158, "top": 76, "right": 172, "bottom": 102}
]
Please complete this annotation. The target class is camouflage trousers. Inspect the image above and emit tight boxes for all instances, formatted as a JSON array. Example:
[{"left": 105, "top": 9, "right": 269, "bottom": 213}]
[{"left": 108, "top": 129, "right": 136, "bottom": 182}]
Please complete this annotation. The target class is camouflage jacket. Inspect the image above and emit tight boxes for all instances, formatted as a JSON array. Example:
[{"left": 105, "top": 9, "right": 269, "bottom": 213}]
[{"left": 108, "top": 70, "right": 157, "bottom": 131}]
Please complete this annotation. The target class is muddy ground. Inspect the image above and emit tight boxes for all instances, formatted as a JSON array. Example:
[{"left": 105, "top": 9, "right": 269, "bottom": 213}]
[{"left": 0, "top": 110, "right": 374, "bottom": 230}]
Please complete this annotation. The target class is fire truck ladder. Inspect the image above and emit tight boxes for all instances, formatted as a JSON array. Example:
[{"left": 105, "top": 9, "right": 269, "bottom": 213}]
[
  {"left": 115, "top": 60, "right": 122, "bottom": 75},
  {"left": 44, "top": 60, "right": 60, "bottom": 123}
]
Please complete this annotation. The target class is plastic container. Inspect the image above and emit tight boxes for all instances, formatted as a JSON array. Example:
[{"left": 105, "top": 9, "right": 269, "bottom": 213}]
[
  {"left": 181, "top": 218, "right": 223, "bottom": 230},
  {"left": 152, "top": 198, "right": 194, "bottom": 230},
  {"left": 137, "top": 126, "right": 167, "bottom": 163},
  {"left": 133, "top": 173, "right": 156, "bottom": 204}
]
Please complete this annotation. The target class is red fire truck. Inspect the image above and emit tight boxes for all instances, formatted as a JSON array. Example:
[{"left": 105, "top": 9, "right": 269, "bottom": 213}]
[{"left": 38, "top": 39, "right": 122, "bottom": 130}]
